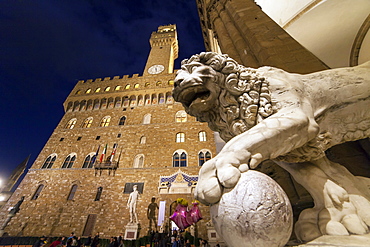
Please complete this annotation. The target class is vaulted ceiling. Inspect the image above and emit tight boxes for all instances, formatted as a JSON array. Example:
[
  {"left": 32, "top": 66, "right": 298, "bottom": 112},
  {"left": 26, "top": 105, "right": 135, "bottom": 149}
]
[{"left": 255, "top": 0, "right": 370, "bottom": 68}]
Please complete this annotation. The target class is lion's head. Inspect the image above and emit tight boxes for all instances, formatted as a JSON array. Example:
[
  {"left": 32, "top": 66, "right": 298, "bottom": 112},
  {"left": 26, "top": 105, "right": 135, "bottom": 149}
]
[{"left": 173, "top": 52, "right": 279, "bottom": 142}]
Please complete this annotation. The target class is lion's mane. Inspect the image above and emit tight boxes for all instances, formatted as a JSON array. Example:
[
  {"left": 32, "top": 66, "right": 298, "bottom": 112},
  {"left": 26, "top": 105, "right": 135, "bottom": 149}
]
[
  {"left": 181, "top": 52, "right": 279, "bottom": 141},
  {"left": 181, "top": 52, "right": 329, "bottom": 162}
]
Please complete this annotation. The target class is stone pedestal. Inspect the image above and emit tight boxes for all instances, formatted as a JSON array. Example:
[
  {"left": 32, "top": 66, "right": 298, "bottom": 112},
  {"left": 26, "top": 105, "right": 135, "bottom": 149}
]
[{"left": 124, "top": 223, "right": 140, "bottom": 240}]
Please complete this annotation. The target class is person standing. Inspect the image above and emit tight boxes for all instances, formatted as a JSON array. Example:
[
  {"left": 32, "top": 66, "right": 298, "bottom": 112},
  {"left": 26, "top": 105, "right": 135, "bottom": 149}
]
[
  {"left": 91, "top": 232, "right": 100, "bottom": 247},
  {"left": 32, "top": 236, "right": 46, "bottom": 247},
  {"left": 85, "top": 234, "right": 92, "bottom": 247}
]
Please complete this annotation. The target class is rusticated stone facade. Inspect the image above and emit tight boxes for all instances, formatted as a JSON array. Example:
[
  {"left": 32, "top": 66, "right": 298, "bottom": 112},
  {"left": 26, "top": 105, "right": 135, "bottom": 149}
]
[{"left": 0, "top": 25, "right": 216, "bottom": 239}]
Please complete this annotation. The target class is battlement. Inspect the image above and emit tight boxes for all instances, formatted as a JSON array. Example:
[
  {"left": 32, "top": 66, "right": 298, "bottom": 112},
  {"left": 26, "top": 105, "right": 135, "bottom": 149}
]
[{"left": 77, "top": 70, "right": 178, "bottom": 85}]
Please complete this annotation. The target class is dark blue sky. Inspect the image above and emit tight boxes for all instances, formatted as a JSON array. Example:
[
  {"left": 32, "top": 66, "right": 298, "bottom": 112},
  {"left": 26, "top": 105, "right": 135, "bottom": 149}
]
[{"left": 0, "top": 0, "right": 205, "bottom": 183}]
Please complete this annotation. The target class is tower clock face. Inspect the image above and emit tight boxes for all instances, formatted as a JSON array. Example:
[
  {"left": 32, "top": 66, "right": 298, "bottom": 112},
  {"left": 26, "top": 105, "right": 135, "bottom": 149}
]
[{"left": 148, "top": 64, "right": 165, "bottom": 74}]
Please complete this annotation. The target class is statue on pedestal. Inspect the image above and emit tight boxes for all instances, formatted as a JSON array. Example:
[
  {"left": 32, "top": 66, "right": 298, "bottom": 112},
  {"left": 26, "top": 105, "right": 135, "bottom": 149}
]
[{"left": 127, "top": 185, "right": 139, "bottom": 224}]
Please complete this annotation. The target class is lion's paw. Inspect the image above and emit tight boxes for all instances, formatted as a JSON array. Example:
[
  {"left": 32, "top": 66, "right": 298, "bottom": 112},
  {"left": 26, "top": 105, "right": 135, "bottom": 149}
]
[
  {"left": 195, "top": 153, "right": 247, "bottom": 205},
  {"left": 195, "top": 159, "right": 224, "bottom": 205}
]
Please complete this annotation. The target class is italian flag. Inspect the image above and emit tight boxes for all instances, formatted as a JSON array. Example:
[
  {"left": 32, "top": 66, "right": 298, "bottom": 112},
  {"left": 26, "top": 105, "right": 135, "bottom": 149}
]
[{"left": 99, "top": 144, "right": 108, "bottom": 163}]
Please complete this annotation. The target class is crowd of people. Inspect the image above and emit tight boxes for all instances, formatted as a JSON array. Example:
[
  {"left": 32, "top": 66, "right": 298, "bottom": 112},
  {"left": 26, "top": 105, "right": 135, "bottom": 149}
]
[
  {"left": 32, "top": 232, "right": 106, "bottom": 247},
  {"left": 32, "top": 230, "right": 216, "bottom": 247}
]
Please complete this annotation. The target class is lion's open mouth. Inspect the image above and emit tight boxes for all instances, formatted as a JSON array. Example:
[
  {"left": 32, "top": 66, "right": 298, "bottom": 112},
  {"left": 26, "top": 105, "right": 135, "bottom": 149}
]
[{"left": 178, "top": 85, "right": 210, "bottom": 108}]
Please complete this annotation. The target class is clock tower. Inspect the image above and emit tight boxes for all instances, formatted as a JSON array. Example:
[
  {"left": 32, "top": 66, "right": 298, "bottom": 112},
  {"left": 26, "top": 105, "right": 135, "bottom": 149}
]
[{"left": 143, "top": 24, "right": 178, "bottom": 76}]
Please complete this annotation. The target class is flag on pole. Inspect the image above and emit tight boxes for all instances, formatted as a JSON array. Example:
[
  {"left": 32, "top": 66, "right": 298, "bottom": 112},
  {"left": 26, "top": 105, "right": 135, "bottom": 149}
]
[
  {"left": 99, "top": 144, "right": 108, "bottom": 163},
  {"left": 91, "top": 145, "right": 100, "bottom": 164},
  {"left": 110, "top": 143, "right": 118, "bottom": 162}
]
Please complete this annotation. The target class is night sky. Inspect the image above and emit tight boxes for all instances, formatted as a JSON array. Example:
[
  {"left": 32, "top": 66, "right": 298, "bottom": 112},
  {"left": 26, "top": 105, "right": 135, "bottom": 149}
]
[{"left": 0, "top": 0, "right": 205, "bottom": 183}]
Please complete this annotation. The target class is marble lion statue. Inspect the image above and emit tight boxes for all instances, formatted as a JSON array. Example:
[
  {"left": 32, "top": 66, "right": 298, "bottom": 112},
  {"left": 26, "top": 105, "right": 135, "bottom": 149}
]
[{"left": 172, "top": 52, "right": 370, "bottom": 242}]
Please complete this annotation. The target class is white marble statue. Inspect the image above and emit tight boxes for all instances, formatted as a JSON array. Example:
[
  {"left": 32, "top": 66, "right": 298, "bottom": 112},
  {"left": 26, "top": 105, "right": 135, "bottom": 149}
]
[
  {"left": 127, "top": 185, "right": 140, "bottom": 223},
  {"left": 172, "top": 52, "right": 370, "bottom": 243}
]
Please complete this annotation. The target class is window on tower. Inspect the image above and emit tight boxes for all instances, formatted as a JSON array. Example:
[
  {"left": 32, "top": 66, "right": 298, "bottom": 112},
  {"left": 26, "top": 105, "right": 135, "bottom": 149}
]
[
  {"left": 66, "top": 118, "right": 77, "bottom": 129},
  {"left": 62, "top": 154, "right": 77, "bottom": 168},
  {"left": 143, "top": 114, "right": 151, "bottom": 124},
  {"left": 134, "top": 83, "right": 139, "bottom": 89},
  {"left": 100, "top": 116, "right": 111, "bottom": 127},
  {"left": 175, "top": 111, "right": 187, "bottom": 122},
  {"left": 173, "top": 150, "right": 187, "bottom": 167},
  {"left": 133, "top": 154, "right": 144, "bottom": 168},
  {"left": 119, "top": 116, "right": 126, "bottom": 126},
  {"left": 67, "top": 184, "right": 78, "bottom": 200},
  {"left": 198, "top": 150, "right": 212, "bottom": 166},
  {"left": 125, "top": 84, "right": 130, "bottom": 90},
  {"left": 31, "top": 184, "right": 44, "bottom": 200},
  {"left": 95, "top": 88, "right": 101, "bottom": 93},
  {"left": 82, "top": 117, "right": 93, "bottom": 128},
  {"left": 82, "top": 153, "right": 96, "bottom": 168},
  {"left": 115, "top": 85, "right": 121, "bottom": 91},
  {"left": 199, "top": 131, "right": 207, "bottom": 141},
  {"left": 176, "top": 132, "right": 185, "bottom": 142},
  {"left": 105, "top": 86, "right": 111, "bottom": 91},
  {"left": 86, "top": 88, "right": 92, "bottom": 94},
  {"left": 140, "top": 136, "right": 146, "bottom": 144},
  {"left": 41, "top": 154, "right": 57, "bottom": 169},
  {"left": 95, "top": 187, "right": 103, "bottom": 201}
]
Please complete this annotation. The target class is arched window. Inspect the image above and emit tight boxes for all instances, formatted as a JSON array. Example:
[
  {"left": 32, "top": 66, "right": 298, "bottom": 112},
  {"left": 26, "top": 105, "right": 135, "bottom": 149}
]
[
  {"left": 115, "top": 85, "right": 121, "bottom": 91},
  {"left": 86, "top": 88, "right": 92, "bottom": 94},
  {"left": 133, "top": 154, "right": 144, "bottom": 168},
  {"left": 156, "top": 81, "right": 162, "bottom": 86},
  {"left": 175, "top": 111, "right": 187, "bottom": 122},
  {"left": 67, "top": 184, "right": 78, "bottom": 200},
  {"left": 95, "top": 187, "right": 103, "bottom": 201},
  {"left": 199, "top": 150, "right": 212, "bottom": 166},
  {"left": 125, "top": 84, "right": 130, "bottom": 89},
  {"left": 199, "top": 131, "right": 207, "bottom": 141},
  {"left": 145, "top": 82, "right": 150, "bottom": 87},
  {"left": 134, "top": 83, "right": 139, "bottom": 89},
  {"left": 119, "top": 116, "right": 126, "bottom": 126},
  {"left": 173, "top": 150, "right": 187, "bottom": 167},
  {"left": 75, "top": 90, "right": 81, "bottom": 95},
  {"left": 82, "top": 153, "right": 96, "bottom": 168},
  {"left": 41, "top": 154, "right": 57, "bottom": 169},
  {"left": 62, "top": 154, "right": 77, "bottom": 168},
  {"left": 100, "top": 116, "right": 111, "bottom": 127},
  {"left": 95, "top": 88, "right": 101, "bottom": 93},
  {"left": 176, "top": 132, "right": 185, "bottom": 143},
  {"left": 105, "top": 86, "right": 111, "bottom": 91},
  {"left": 168, "top": 80, "right": 174, "bottom": 85},
  {"left": 143, "top": 114, "right": 151, "bottom": 124},
  {"left": 66, "top": 118, "right": 77, "bottom": 129},
  {"left": 32, "top": 184, "right": 44, "bottom": 200},
  {"left": 82, "top": 117, "right": 93, "bottom": 128},
  {"left": 140, "top": 136, "right": 146, "bottom": 144}
]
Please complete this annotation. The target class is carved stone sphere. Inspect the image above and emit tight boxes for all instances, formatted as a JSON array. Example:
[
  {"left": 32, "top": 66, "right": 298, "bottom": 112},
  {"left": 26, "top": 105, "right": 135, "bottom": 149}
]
[{"left": 210, "top": 170, "right": 293, "bottom": 247}]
